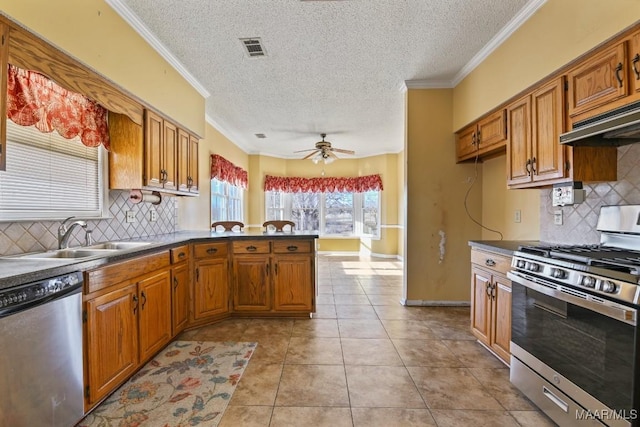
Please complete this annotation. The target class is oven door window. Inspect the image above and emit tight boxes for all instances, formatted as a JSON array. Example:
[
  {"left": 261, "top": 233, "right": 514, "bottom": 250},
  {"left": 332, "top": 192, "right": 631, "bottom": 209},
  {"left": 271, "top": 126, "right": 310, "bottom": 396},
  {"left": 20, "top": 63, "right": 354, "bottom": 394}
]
[{"left": 511, "top": 282, "right": 638, "bottom": 413}]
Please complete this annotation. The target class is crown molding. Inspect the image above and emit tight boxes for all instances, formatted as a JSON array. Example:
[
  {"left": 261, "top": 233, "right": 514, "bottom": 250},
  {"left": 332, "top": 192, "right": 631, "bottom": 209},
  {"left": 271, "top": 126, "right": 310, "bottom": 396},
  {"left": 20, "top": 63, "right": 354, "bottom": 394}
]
[
  {"left": 205, "top": 114, "right": 257, "bottom": 154},
  {"left": 451, "top": 0, "right": 547, "bottom": 86},
  {"left": 105, "top": 0, "right": 210, "bottom": 98},
  {"left": 403, "top": 80, "right": 454, "bottom": 90}
]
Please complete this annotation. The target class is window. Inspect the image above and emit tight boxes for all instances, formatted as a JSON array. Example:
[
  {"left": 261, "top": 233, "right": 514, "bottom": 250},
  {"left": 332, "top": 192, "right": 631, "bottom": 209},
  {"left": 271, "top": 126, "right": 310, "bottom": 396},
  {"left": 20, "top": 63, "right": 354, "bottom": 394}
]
[
  {"left": 211, "top": 178, "right": 243, "bottom": 223},
  {"left": 265, "top": 190, "right": 380, "bottom": 237},
  {"left": 0, "top": 120, "right": 107, "bottom": 221}
]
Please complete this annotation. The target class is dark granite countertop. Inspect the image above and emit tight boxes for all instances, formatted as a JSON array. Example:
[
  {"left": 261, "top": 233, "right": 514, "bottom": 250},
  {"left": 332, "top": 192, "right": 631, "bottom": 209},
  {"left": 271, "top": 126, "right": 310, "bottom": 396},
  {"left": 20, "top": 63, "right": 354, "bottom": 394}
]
[
  {"left": 0, "top": 230, "right": 318, "bottom": 291},
  {"left": 468, "top": 240, "right": 540, "bottom": 256}
]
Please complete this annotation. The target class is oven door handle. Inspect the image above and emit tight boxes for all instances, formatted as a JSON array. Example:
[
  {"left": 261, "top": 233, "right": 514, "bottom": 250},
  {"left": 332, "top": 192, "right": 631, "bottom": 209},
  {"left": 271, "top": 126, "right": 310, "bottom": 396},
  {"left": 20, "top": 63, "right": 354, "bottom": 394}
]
[{"left": 508, "top": 271, "right": 638, "bottom": 326}]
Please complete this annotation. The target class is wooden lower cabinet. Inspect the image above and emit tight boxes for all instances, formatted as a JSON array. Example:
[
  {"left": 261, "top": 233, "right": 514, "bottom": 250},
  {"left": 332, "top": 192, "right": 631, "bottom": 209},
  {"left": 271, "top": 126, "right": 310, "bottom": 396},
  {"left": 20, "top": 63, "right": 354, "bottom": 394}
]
[
  {"left": 470, "top": 248, "right": 512, "bottom": 365},
  {"left": 171, "top": 263, "right": 190, "bottom": 335},
  {"left": 138, "top": 270, "right": 172, "bottom": 364},
  {"left": 233, "top": 256, "right": 271, "bottom": 312},
  {"left": 273, "top": 254, "right": 313, "bottom": 311},
  {"left": 194, "top": 257, "right": 230, "bottom": 318},
  {"left": 85, "top": 283, "right": 139, "bottom": 406}
]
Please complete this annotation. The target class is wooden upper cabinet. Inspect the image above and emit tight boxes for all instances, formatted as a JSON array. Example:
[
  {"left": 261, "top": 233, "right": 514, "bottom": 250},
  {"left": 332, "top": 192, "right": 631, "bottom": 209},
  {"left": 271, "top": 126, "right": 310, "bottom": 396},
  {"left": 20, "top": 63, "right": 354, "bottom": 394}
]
[
  {"left": 456, "top": 110, "right": 507, "bottom": 162},
  {"left": 566, "top": 41, "right": 628, "bottom": 121},
  {"left": 531, "top": 78, "right": 566, "bottom": 183},
  {"left": 630, "top": 29, "right": 640, "bottom": 95},
  {"left": 0, "top": 23, "right": 7, "bottom": 172},
  {"left": 178, "top": 129, "right": 199, "bottom": 194},
  {"left": 506, "top": 95, "right": 532, "bottom": 187},
  {"left": 144, "top": 110, "right": 163, "bottom": 189},
  {"left": 163, "top": 120, "right": 178, "bottom": 191}
]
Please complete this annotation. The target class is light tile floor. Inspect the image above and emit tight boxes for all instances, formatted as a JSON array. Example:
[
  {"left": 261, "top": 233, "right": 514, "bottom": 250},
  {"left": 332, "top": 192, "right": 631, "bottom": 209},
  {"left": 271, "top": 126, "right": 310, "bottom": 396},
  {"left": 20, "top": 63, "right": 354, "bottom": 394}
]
[{"left": 180, "top": 254, "right": 557, "bottom": 427}]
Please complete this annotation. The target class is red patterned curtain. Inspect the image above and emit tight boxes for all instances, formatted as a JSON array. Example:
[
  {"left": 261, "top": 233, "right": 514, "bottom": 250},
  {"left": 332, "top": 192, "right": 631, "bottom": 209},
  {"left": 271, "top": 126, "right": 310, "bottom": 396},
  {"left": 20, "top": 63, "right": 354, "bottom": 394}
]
[
  {"left": 210, "top": 154, "right": 248, "bottom": 188},
  {"left": 6, "top": 64, "right": 110, "bottom": 149},
  {"left": 264, "top": 174, "right": 383, "bottom": 193}
]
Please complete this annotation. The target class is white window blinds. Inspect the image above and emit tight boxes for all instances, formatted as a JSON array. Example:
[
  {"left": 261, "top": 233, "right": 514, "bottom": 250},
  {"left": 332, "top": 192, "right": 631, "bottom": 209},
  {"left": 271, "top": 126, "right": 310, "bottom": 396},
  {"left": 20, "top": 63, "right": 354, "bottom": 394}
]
[{"left": 0, "top": 120, "right": 104, "bottom": 220}]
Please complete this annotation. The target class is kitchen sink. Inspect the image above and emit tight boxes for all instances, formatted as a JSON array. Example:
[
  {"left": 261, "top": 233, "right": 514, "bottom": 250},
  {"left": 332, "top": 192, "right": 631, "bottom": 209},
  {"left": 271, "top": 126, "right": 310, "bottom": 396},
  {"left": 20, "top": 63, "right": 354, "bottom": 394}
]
[
  {"left": 17, "top": 248, "right": 118, "bottom": 259},
  {"left": 86, "top": 241, "right": 153, "bottom": 250}
]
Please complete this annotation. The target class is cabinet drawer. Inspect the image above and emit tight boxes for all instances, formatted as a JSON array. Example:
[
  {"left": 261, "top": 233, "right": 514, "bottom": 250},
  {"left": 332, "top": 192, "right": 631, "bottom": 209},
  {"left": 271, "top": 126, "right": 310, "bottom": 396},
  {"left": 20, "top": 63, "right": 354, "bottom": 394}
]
[
  {"left": 170, "top": 245, "right": 190, "bottom": 263},
  {"left": 471, "top": 249, "right": 511, "bottom": 276},
  {"left": 85, "top": 251, "right": 170, "bottom": 294},
  {"left": 272, "top": 240, "right": 312, "bottom": 254},
  {"left": 232, "top": 240, "right": 270, "bottom": 254},
  {"left": 193, "top": 242, "right": 228, "bottom": 259}
]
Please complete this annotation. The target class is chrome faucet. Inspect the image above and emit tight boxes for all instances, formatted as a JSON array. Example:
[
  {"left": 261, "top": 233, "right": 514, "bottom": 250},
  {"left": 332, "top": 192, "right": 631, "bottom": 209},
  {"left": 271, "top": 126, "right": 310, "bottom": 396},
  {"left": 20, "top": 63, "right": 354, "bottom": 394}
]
[{"left": 58, "top": 216, "right": 88, "bottom": 249}]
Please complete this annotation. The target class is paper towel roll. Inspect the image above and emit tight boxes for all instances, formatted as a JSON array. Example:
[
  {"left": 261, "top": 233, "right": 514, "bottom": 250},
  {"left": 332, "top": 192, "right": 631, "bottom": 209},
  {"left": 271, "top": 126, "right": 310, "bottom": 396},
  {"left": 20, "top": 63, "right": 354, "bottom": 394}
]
[{"left": 129, "top": 189, "right": 162, "bottom": 205}]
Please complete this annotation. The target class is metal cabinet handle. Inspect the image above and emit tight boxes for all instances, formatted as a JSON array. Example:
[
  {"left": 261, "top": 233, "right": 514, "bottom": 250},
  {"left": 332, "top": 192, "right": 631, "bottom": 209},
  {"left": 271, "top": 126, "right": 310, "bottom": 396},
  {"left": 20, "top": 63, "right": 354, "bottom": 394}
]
[
  {"left": 287, "top": 245, "right": 299, "bottom": 252},
  {"left": 246, "top": 245, "right": 257, "bottom": 252},
  {"left": 133, "top": 295, "right": 139, "bottom": 314},
  {"left": 531, "top": 156, "right": 537, "bottom": 174},
  {"left": 525, "top": 158, "right": 531, "bottom": 176},
  {"left": 471, "top": 132, "right": 477, "bottom": 146},
  {"left": 486, "top": 282, "right": 492, "bottom": 297},
  {"left": 178, "top": 252, "right": 186, "bottom": 259},
  {"left": 485, "top": 259, "right": 496, "bottom": 267},
  {"left": 632, "top": 53, "right": 640, "bottom": 80},
  {"left": 615, "top": 62, "right": 624, "bottom": 88},
  {"left": 206, "top": 247, "right": 218, "bottom": 254},
  {"left": 477, "top": 130, "right": 481, "bottom": 143},
  {"left": 275, "top": 263, "right": 278, "bottom": 275},
  {"left": 141, "top": 291, "right": 147, "bottom": 309},
  {"left": 174, "top": 276, "right": 179, "bottom": 290}
]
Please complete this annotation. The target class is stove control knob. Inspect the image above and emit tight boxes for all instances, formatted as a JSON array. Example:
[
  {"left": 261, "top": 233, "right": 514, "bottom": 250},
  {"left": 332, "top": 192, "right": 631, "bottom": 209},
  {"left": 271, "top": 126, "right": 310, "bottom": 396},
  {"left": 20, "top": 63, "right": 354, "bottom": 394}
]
[
  {"left": 581, "top": 276, "right": 597, "bottom": 288},
  {"left": 601, "top": 281, "right": 617, "bottom": 293},
  {"left": 516, "top": 259, "right": 526, "bottom": 269},
  {"left": 552, "top": 268, "right": 567, "bottom": 279},
  {"left": 526, "top": 262, "right": 540, "bottom": 272}
]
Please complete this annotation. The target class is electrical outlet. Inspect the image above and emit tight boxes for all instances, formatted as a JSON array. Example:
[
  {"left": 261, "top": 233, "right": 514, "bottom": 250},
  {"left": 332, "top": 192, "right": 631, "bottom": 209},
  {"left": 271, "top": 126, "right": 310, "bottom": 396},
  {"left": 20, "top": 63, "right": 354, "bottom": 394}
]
[
  {"left": 554, "top": 210, "right": 563, "bottom": 226},
  {"left": 126, "top": 210, "right": 136, "bottom": 223},
  {"left": 149, "top": 209, "right": 158, "bottom": 222},
  {"left": 514, "top": 209, "right": 521, "bottom": 223}
]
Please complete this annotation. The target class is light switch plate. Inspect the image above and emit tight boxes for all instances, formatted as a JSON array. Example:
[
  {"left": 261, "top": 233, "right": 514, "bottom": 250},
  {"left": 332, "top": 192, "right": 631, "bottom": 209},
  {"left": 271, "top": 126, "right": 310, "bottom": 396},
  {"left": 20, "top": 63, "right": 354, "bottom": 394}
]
[
  {"left": 149, "top": 209, "right": 158, "bottom": 222},
  {"left": 126, "top": 210, "right": 136, "bottom": 223},
  {"left": 514, "top": 209, "right": 521, "bottom": 223}
]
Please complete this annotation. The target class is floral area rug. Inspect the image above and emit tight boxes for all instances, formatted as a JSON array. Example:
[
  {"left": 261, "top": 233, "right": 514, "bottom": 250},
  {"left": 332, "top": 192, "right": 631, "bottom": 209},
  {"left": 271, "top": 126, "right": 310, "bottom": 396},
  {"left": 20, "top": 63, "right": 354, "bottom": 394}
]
[{"left": 79, "top": 341, "right": 256, "bottom": 427}]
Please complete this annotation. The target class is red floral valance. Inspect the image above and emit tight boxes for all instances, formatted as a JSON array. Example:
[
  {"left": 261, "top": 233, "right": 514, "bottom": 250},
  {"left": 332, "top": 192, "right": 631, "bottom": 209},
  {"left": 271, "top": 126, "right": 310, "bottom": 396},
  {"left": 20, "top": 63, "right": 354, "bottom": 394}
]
[
  {"left": 6, "top": 64, "right": 110, "bottom": 149},
  {"left": 210, "top": 154, "right": 248, "bottom": 188},
  {"left": 264, "top": 174, "right": 383, "bottom": 193}
]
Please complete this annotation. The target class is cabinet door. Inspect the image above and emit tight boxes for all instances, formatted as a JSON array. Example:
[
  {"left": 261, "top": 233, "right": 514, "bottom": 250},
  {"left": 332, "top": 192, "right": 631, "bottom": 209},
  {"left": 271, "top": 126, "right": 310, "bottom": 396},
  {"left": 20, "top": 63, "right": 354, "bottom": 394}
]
[
  {"left": 470, "top": 266, "right": 491, "bottom": 346},
  {"left": 144, "top": 110, "right": 163, "bottom": 188},
  {"left": 177, "top": 129, "right": 190, "bottom": 193},
  {"left": 506, "top": 95, "right": 532, "bottom": 186},
  {"left": 477, "top": 109, "right": 507, "bottom": 151},
  {"left": 631, "top": 30, "right": 640, "bottom": 95},
  {"left": 172, "top": 263, "right": 189, "bottom": 336},
  {"left": 163, "top": 120, "right": 178, "bottom": 191},
  {"left": 456, "top": 124, "right": 478, "bottom": 161},
  {"left": 567, "top": 42, "right": 627, "bottom": 119},
  {"left": 490, "top": 276, "right": 512, "bottom": 364},
  {"left": 273, "top": 255, "right": 313, "bottom": 311},
  {"left": 138, "top": 269, "right": 172, "bottom": 363},
  {"left": 194, "top": 258, "right": 229, "bottom": 319},
  {"left": 85, "top": 283, "right": 138, "bottom": 405},
  {"left": 0, "top": 23, "right": 8, "bottom": 171},
  {"left": 233, "top": 256, "right": 271, "bottom": 312},
  {"left": 188, "top": 134, "right": 199, "bottom": 193},
  {"left": 531, "top": 78, "right": 566, "bottom": 183}
]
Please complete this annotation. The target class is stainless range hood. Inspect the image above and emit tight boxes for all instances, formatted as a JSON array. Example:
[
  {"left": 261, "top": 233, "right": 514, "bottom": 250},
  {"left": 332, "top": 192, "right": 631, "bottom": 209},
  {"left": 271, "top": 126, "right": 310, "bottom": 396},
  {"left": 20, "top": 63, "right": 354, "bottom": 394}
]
[{"left": 560, "top": 100, "right": 640, "bottom": 146}]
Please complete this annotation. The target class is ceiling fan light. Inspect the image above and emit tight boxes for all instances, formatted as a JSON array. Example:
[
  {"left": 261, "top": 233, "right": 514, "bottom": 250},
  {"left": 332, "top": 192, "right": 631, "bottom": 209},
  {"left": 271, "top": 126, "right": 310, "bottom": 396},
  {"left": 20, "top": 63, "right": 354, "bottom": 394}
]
[
  {"left": 324, "top": 156, "right": 335, "bottom": 164},
  {"left": 312, "top": 152, "right": 322, "bottom": 163}
]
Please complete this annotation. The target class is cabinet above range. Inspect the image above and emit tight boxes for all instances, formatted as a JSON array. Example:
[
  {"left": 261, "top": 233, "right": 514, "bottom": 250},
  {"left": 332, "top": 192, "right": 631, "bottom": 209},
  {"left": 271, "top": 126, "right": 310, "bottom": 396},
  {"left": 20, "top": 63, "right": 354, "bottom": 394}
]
[{"left": 108, "top": 110, "right": 200, "bottom": 196}]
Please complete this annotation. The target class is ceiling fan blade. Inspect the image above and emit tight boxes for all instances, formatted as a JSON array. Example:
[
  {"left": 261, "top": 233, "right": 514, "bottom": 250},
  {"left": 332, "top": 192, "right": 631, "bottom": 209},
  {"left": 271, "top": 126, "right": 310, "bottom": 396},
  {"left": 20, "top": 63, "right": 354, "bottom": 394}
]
[
  {"left": 331, "top": 148, "right": 355, "bottom": 155},
  {"left": 302, "top": 150, "right": 320, "bottom": 160},
  {"left": 293, "top": 148, "right": 318, "bottom": 153},
  {"left": 326, "top": 150, "right": 339, "bottom": 159}
]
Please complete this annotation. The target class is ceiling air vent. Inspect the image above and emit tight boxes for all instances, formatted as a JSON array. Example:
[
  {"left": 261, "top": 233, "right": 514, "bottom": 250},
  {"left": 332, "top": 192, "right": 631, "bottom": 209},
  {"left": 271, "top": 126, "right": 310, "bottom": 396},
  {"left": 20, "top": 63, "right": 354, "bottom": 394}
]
[
  {"left": 240, "top": 38, "right": 266, "bottom": 58},
  {"left": 255, "top": 133, "right": 267, "bottom": 139}
]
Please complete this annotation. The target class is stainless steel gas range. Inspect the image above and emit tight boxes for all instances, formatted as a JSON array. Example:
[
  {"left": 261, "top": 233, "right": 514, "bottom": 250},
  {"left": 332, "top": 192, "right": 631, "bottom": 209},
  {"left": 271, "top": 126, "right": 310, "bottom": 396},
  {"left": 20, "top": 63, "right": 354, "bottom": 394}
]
[{"left": 508, "top": 205, "right": 640, "bottom": 427}]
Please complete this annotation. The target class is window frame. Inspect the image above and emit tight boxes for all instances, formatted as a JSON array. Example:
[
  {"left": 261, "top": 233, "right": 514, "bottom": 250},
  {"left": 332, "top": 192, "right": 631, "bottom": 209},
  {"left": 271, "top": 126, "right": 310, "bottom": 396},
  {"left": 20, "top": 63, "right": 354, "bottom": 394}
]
[
  {"left": 210, "top": 178, "right": 244, "bottom": 224},
  {"left": 265, "top": 190, "right": 381, "bottom": 239}
]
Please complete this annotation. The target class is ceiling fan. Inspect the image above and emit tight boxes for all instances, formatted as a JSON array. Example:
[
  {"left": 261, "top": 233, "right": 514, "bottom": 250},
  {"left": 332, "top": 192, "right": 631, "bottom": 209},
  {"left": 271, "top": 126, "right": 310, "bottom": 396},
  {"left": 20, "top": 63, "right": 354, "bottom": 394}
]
[{"left": 294, "top": 133, "right": 355, "bottom": 164}]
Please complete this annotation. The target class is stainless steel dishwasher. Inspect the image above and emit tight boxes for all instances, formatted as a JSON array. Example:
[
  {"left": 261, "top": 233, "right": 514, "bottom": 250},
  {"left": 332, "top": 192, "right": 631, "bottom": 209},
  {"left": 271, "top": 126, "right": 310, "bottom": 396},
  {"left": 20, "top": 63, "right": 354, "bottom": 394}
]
[{"left": 0, "top": 271, "right": 84, "bottom": 426}]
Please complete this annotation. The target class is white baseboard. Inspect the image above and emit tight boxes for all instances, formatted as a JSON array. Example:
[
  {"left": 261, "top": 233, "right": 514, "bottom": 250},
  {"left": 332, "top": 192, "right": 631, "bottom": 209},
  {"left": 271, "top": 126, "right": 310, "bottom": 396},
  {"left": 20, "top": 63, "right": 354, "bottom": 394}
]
[{"left": 401, "top": 299, "right": 471, "bottom": 307}]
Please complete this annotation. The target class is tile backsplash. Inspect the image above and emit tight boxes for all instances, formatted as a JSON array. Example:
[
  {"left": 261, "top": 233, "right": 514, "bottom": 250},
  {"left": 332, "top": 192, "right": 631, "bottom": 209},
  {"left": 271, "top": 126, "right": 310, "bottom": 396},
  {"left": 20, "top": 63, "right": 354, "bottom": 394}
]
[
  {"left": 0, "top": 190, "right": 176, "bottom": 256},
  {"left": 540, "top": 144, "right": 640, "bottom": 244}
]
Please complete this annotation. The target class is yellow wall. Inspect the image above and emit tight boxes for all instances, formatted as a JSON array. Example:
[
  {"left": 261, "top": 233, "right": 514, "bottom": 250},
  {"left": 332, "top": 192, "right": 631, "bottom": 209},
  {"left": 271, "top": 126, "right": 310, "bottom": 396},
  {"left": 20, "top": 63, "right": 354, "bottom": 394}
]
[
  {"left": 0, "top": 0, "right": 205, "bottom": 136},
  {"left": 405, "top": 89, "right": 482, "bottom": 303},
  {"left": 452, "top": 0, "right": 638, "bottom": 243}
]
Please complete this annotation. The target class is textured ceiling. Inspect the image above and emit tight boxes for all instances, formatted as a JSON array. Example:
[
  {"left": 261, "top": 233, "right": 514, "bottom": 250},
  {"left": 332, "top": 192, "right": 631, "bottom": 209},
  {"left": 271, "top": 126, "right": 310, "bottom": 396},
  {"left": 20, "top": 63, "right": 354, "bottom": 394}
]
[{"left": 113, "top": 0, "right": 536, "bottom": 158}]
